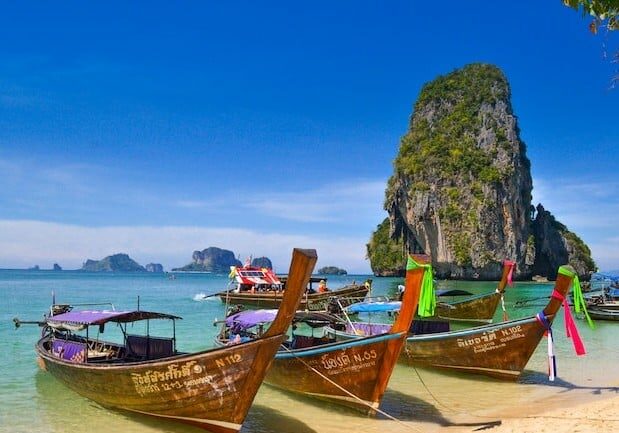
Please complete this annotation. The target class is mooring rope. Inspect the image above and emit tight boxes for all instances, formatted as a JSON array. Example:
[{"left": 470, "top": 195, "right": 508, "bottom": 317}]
[
  {"left": 409, "top": 361, "right": 618, "bottom": 423},
  {"left": 279, "top": 344, "right": 423, "bottom": 433}
]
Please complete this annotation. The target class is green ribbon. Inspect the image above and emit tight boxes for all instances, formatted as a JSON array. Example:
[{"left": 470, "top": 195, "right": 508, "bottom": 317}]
[
  {"left": 558, "top": 266, "right": 595, "bottom": 329},
  {"left": 407, "top": 256, "right": 435, "bottom": 317}
]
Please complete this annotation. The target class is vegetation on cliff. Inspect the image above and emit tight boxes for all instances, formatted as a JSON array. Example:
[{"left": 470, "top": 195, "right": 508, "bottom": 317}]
[
  {"left": 371, "top": 63, "right": 595, "bottom": 279},
  {"left": 366, "top": 218, "right": 406, "bottom": 276}
]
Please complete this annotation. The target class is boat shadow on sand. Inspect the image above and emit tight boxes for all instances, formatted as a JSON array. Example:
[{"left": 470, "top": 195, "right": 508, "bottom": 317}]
[
  {"left": 35, "top": 372, "right": 316, "bottom": 433},
  {"left": 520, "top": 371, "right": 619, "bottom": 395},
  {"left": 380, "top": 388, "right": 502, "bottom": 430},
  {"left": 265, "top": 384, "right": 501, "bottom": 431}
]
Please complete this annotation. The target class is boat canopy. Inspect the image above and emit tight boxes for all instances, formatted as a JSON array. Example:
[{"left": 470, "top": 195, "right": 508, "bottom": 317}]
[
  {"left": 231, "top": 266, "right": 281, "bottom": 286},
  {"left": 226, "top": 309, "right": 278, "bottom": 330},
  {"left": 225, "top": 309, "right": 343, "bottom": 332},
  {"left": 47, "top": 310, "right": 181, "bottom": 327},
  {"left": 346, "top": 301, "right": 402, "bottom": 313}
]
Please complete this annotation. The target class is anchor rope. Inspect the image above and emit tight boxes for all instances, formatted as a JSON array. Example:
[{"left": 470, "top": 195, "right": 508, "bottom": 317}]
[
  {"left": 409, "top": 361, "right": 617, "bottom": 423},
  {"left": 279, "top": 343, "right": 423, "bottom": 433}
]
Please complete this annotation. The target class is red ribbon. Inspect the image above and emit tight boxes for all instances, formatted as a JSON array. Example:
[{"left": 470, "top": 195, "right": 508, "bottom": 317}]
[
  {"left": 551, "top": 289, "right": 586, "bottom": 356},
  {"left": 503, "top": 260, "right": 515, "bottom": 287}
]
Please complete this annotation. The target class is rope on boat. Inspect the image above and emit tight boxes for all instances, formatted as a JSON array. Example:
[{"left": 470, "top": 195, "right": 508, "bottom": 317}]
[{"left": 278, "top": 344, "right": 423, "bottom": 433}]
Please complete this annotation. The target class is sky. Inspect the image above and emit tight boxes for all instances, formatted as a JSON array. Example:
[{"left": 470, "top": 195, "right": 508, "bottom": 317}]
[{"left": 0, "top": 2, "right": 617, "bottom": 273}]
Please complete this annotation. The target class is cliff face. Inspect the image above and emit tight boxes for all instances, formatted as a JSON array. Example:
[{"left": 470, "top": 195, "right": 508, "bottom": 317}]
[
  {"left": 530, "top": 204, "right": 596, "bottom": 280},
  {"left": 173, "top": 247, "right": 242, "bottom": 272},
  {"left": 81, "top": 253, "right": 146, "bottom": 272},
  {"left": 366, "top": 218, "right": 406, "bottom": 277},
  {"left": 378, "top": 63, "right": 595, "bottom": 280}
]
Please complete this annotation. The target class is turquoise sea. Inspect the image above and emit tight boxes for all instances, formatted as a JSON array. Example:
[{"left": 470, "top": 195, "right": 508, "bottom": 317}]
[{"left": 1, "top": 270, "right": 618, "bottom": 433}]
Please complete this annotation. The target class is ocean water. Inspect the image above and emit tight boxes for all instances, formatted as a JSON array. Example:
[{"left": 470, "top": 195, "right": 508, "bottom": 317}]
[{"left": 1, "top": 270, "right": 617, "bottom": 433}]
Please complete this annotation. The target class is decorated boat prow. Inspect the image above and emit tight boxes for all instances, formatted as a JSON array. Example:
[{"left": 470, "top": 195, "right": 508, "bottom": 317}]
[
  {"left": 329, "top": 264, "right": 585, "bottom": 381},
  {"left": 25, "top": 248, "right": 317, "bottom": 433},
  {"left": 262, "top": 254, "right": 428, "bottom": 414}
]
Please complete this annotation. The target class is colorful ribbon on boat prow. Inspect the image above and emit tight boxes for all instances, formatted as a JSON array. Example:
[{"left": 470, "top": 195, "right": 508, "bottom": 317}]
[
  {"left": 554, "top": 266, "right": 589, "bottom": 356},
  {"left": 535, "top": 311, "right": 557, "bottom": 381},
  {"left": 558, "top": 266, "right": 595, "bottom": 329},
  {"left": 503, "top": 259, "right": 515, "bottom": 287},
  {"left": 407, "top": 256, "right": 435, "bottom": 317}
]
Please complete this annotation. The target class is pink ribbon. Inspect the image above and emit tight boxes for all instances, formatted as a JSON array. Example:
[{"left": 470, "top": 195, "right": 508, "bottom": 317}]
[
  {"left": 552, "top": 289, "right": 586, "bottom": 356},
  {"left": 503, "top": 260, "right": 515, "bottom": 287}
]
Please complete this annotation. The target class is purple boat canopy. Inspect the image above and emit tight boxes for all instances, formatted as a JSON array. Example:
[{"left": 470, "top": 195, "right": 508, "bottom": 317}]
[
  {"left": 47, "top": 310, "right": 181, "bottom": 327},
  {"left": 225, "top": 309, "right": 344, "bottom": 333},
  {"left": 225, "top": 309, "right": 278, "bottom": 330}
]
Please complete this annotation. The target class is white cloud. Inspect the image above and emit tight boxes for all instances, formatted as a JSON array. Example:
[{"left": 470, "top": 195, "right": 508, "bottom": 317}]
[
  {"left": 243, "top": 180, "right": 386, "bottom": 223},
  {"left": 0, "top": 220, "right": 372, "bottom": 273}
]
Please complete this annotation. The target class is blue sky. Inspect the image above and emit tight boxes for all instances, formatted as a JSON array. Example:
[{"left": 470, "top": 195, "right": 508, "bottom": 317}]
[{"left": 0, "top": 2, "right": 617, "bottom": 273}]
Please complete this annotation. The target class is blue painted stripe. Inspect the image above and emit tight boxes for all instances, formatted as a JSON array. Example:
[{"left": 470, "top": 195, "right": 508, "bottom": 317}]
[{"left": 275, "top": 332, "right": 404, "bottom": 359}]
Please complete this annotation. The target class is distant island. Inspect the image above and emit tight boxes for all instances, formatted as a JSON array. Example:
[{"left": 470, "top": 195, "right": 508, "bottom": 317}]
[
  {"left": 53, "top": 263, "right": 62, "bottom": 271},
  {"left": 172, "top": 247, "right": 273, "bottom": 273},
  {"left": 81, "top": 253, "right": 146, "bottom": 272},
  {"left": 145, "top": 263, "right": 164, "bottom": 273},
  {"left": 317, "top": 266, "right": 347, "bottom": 275}
]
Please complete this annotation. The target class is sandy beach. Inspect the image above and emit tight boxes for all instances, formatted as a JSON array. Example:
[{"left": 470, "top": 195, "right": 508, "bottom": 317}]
[
  {"left": 442, "top": 390, "right": 619, "bottom": 433},
  {"left": 488, "top": 395, "right": 619, "bottom": 433}
]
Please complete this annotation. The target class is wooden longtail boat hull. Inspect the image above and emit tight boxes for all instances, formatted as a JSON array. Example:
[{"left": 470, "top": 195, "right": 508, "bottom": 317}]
[
  {"left": 219, "top": 284, "right": 369, "bottom": 311},
  {"left": 36, "top": 336, "right": 284, "bottom": 433},
  {"left": 435, "top": 291, "right": 501, "bottom": 323},
  {"left": 329, "top": 265, "right": 575, "bottom": 381},
  {"left": 433, "top": 261, "right": 513, "bottom": 323},
  {"left": 33, "top": 248, "right": 318, "bottom": 433},
  {"left": 263, "top": 255, "right": 427, "bottom": 414},
  {"left": 587, "top": 306, "right": 619, "bottom": 321},
  {"left": 401, "top": 316, "right": 545, "bottom": 380},
  {"left": 266, "top": 333, "right": 406, "bottom": 413}
]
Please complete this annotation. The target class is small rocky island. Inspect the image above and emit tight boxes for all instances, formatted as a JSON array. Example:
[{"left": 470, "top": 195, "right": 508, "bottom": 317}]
[
  {"left": 53, "top": 263, "right": 62, "bottom": 271},
  {"left": 81, "top": 253, "right": 146, "bottom": 272},
  {"left": 173, "top": 248, "right": 274, "bottom": 272},
  {"left": 251, "top": 257, "right": 273, "bottom": 269},
  {"left": 172, "top": 247, "right": 241, "bottom": 272},
  {"left": 317, "top": 266, "right": 348, "bottom": 275},
  {"left": 368, "top": 63, "right": 595, "bottom": 280},
  {"left": 145, "top": 263, "right": 164, "bottom": 273}
]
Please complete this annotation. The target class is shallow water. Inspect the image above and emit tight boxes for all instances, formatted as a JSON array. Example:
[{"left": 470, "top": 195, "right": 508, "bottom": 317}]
[{"left": 1, "top": 270, "right": 617, "bottom": 433}]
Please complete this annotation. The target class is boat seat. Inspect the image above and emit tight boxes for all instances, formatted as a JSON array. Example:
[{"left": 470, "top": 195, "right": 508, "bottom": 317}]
[
  {"left": 51, "top": 340, "right": 86, "bottom": 362},
  {"left": 126, "top": 335, "right": 174, "bottom": 360},
  {"left": 291, "top": 335, "right": 314, "bottom": 349},
  {"left": 291, "top": 335, "right": 333, "bottom": 349}
]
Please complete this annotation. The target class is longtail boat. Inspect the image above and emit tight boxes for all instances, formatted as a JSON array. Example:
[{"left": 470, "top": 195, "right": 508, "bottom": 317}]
[
  {"left": 218, "top": 266, "right": 370, "bottom": 311},
  {"left": 216, "top": 255, "right": 428, "bottom": 413},
  {"left": 21, "top": 248, "right": 317, "bottom": 433},
  {"left": 328, "top": 265, "right": 580, "bottom": 381},
  {"left": 433, "top": 260, "right": 515, "bottom": 323}
]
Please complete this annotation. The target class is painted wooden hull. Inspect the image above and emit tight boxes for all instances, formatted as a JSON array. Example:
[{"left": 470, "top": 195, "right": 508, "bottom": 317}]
[
  {"left": 587, "top": 306, "right": 619, "bottom": 321},
  {"left": 401, "top": 316, "right": 547, "bottom": 380},
  {"left": 435, "top": 291, "right": 501, "bottom": 323},
  {"left": 265, "top": 332, "right": 407, "bottom": 414},
  {"left": 219, "top": 284, "right": 369, "bottom": 310},
  {"left": 329, "top": 316, "right": 547, "bottom": 381},
  {"left": 36, "top": 335, "right": 285, "bottom": 433}
]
